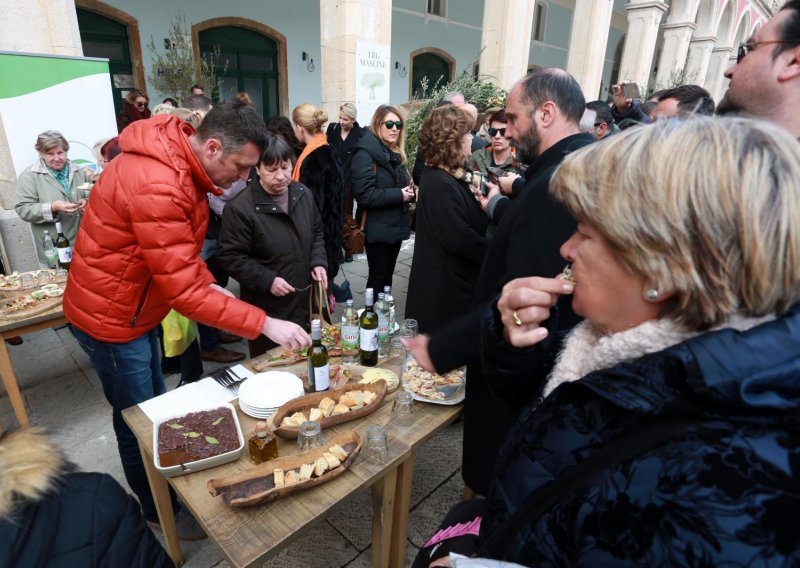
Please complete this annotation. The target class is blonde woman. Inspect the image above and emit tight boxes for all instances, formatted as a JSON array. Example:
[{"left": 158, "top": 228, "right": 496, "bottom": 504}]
[
  {"left": 416, "top": 116, "right": 800, "bottom": 566},
  {"left": 326, "top": 102, "right": 364, "bottom": 223},
  {"left": 351, "top": 104, "right": 415, "bottom": 291},
  {"left": 291, "top": 103, "right": 345, "bottom": 282},
  {"left": 117, "top": 89, "right": 150, "bottom": 132}
]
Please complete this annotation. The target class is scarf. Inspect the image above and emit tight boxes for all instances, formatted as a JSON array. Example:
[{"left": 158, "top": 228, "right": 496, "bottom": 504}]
[
  {"left": 292, "top": 132, "right": 327, "bottom": 181},
  {"left": 48, "top": 163, "right": 72, "bottom": 200},
  {"left": 543, "top": 314, "right": 774, "bottom": 398}
]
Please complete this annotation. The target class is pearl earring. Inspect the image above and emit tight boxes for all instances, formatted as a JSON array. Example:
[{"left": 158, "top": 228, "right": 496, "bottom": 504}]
[{"left": 645, "top": 288, "right": 659, "bottom": 301}]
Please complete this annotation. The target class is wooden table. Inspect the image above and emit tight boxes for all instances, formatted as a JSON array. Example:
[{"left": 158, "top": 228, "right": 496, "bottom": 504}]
[
  {"left": 122, "top": 353, "right": 462, "bottom": 568},
  {"left": 0, "top": 303, "right": 67, "bottom": 428}
]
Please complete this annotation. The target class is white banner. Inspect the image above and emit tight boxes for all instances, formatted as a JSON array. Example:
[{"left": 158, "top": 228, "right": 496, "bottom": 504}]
[{"left": 355, "top": 42, "right": 391, "bottom": 125}]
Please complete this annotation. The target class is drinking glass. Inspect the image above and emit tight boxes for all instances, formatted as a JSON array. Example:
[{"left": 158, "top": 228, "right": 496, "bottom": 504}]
[
  {"left": 401, "top": 319, "right": 418, "bottom": 338},
  {"left": 363, "top": 425, "right": 389, "bottom": 462},
  {"left": 20, "top": 273, "right": 36, "bottom": 290},
  {"left": 53, "top": 269, "right": 68, "bottom": 283},
  {"left": 297, "top": 421, "right": 323, "bottom": 451},
  {"left": 392, "top": 391, "right": 414, "bottom": 417},
  {"left": 389, "top": 336, "right": 406, "bottom": 358}
]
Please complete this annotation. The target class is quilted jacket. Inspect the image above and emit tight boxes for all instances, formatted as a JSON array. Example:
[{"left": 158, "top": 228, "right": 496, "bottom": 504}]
[
  {"left": 479, "top": 304, "right": 800, "bottom": 565},
  {"left": 63, "top": 115, "right": 266, "bottom": 343}
]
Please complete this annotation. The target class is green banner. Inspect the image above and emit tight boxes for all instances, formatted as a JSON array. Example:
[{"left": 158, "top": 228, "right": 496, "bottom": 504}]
[{"left": 0, "top": 53, "right": 108, "bottom": 99}]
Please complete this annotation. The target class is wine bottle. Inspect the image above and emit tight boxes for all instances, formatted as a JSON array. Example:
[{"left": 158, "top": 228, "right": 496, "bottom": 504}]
[
  {"left": 54, "top": 221, "right": 72, "bottom": 270},
  {"left": 359, "top": 288, "right": 379, "bottom": 366},
  {"left": 341, "top": 299, "right": 359, "bottom": 364},
  {"left": 307, "top": 319, "right": 330, "bottom": 391}
]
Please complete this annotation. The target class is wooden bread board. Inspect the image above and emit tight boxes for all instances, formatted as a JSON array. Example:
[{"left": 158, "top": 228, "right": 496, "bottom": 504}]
[
  {"left": 270, "top": 380, "right": 387, "bottom": 439},
  {"left": 207, "top": 430, "right": 361, "bottom": 507},
  {"left": 0, "top": 294, "right": 63, "bottom": 322}
]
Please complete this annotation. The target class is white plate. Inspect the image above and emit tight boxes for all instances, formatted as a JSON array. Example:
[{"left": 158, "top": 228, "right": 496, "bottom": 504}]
[
  {"left": 238, "top": 371, "right": 304, "bottom": 409},
  {"left": 239, "top": 402, "right": 277, "bottom": 419},
  {"left": 400, "top": 354, "right": 465, "bottom": 406},
  {"left": 153, "top": 402, "right": 245, "bottom": 477}
]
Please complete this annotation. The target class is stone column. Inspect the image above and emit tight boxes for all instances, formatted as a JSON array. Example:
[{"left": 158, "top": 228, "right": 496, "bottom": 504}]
[
  {"left": 684, "top": 36, "right": 717, "bottom": 87},
  {"left": 565, "top": 0, "right": 614, "bottom": 100},
  {"left": 319, "top": 0, "right": 392, "bottom": 125},
  {"left": 0, "top": 0, "right": 83, "bottom": 271},
  {"left": 654, "top": 21, "right": 695, "bottom": 89},
  {"left": 704, "top": 46, "right": 734, "bottom": 101},
  {"left": 617, "top": 0, "right": 668, "bottom": 90},
  {"left": 478, "top": 0, "right": 535, "bottom": 91}
]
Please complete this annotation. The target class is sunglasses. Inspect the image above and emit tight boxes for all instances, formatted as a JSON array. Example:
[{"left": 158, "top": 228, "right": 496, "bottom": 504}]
[
  {"left": 134, "top": 100, "right": 147, "bottom": 107},
  {"left": 737, "top": 40, "right": 796, "bottom": 64},
  {"left": 382, "top": 121, "right": 403, "bottom": 130},
  {"left": 488, "top": 127, "right": 506, "bottom": 137}
]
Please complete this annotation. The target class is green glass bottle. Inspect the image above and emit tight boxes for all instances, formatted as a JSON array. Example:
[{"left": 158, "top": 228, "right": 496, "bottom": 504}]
[
  {"left": 359, "top": 288, "right": 379, "bottom": 366},
  {"left": 307, "top": 319, "right": 330, "bottom": 391}
]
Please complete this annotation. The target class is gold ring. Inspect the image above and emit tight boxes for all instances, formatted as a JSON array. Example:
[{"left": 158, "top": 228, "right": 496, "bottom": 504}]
[{"left": 512, "top": 311, "right": 522, "bottom": 326}]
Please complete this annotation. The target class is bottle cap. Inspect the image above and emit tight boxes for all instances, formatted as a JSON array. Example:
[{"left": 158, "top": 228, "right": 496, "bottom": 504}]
[
  {"left": 311, "top": 319, "right": 321, "bottom": 339},
  {"left": 365, "top": 288, "right": 374, "bottom": 303},
  {"left": 55, "top": 221, "right": 63, "bottom": 233},
  {"left": 256, "top": 421, "right": 268, "bottom": 437},
  {"left": 378, "top": 292, "right": 385, "bottom": 300},
  {"left": 384, "top": 286, "right": 391, "bottom": 293},
  {"left": 346, "top": 299, "right": 354, "bottom": 307}
]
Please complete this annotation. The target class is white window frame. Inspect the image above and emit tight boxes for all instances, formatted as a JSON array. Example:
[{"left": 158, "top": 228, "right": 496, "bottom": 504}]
[
  {"left": 532, "top": 1, "right": 548, "bottom": 43},
  {"left": 426, "top": 0, "right": 447, "bottom": 18}
]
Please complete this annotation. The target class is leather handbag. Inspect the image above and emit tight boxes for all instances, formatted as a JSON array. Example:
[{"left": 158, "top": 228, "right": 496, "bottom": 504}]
[
  {"left": 308, "top": 280, "right": 334, "bottom": 325},
  {"left": 342, "top": 212, "right": 366, "bottom": 255}
]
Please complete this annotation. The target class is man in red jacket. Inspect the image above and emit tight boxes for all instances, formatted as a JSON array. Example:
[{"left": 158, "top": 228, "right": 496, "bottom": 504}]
[{"left": 64, "top": 101, "right": 310, "bottom": 536}]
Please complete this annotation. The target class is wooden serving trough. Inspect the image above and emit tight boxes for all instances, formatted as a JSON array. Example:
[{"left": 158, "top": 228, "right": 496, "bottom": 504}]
[
  {"left": 207, "top": 430, "right": 362, "bottom": 507},
  {"left": 270, "top": 380, "right": 387, "bottom": 440}
]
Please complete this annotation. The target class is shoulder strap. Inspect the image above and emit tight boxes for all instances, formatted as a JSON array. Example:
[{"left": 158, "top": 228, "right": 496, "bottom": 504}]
[{"left": 479, "top": 409, "right": 705, "bottom": 558}]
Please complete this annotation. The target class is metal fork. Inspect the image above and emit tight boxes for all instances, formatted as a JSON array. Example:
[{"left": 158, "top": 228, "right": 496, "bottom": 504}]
[{"left": 210, "top": 367, "right": 246, "bottom": 390}]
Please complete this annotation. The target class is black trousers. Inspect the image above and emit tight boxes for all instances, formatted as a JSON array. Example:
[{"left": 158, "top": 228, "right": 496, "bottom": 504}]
[{"left": 365, "top": 241, "right": 402, "bottom": 293}]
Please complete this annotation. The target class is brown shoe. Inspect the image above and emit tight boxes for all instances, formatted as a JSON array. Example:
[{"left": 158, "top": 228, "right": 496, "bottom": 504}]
[
  {"left": 201, "top": 346, "right": 245, "bottom": 363},
  {"left": 218, "top": 330, "right": 243, "bottom": 344}
]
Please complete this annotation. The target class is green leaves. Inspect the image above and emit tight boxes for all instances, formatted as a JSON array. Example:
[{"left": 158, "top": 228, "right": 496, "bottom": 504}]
[
  {"left": 205, "top": 436, "right": 220, "bottom": 445},
  {"left": 168, "top": 423, "right": 184, "bottom": 429},
  {"left": 184, "top": 431, "right": 200, "bottom": 438},
  {"left": 212, "top": 416, "right": 225, "bottom": 426}
]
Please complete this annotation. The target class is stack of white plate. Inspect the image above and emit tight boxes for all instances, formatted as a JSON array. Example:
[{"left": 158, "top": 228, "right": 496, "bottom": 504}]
[{"left": 238, "top": 371, "right": 304, "bottom": 419}]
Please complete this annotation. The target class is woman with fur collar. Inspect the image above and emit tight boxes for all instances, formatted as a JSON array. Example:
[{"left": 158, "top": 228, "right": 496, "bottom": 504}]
[
  {"left": 415, "top": 117, "right": 800, "bottom": 566},
  {"left": 0, "top": 427, "right": 171, "bottom": 567}
]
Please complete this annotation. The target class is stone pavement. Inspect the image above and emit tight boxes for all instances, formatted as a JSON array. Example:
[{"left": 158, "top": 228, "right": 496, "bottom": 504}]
[{"left": 0, "top": 235, "right": 467, "bottom": 567}]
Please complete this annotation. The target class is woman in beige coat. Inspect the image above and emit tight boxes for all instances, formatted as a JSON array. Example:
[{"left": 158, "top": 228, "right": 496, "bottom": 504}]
[{"left": 15, "top": 130, "right": 92, "bottom": 266}]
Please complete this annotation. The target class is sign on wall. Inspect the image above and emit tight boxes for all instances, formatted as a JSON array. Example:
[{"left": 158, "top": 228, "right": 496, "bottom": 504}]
[
  {"left": 355, "top": 42, "right": 390, "bottom": 125},
  {"left": 0, "top": 51, "right": 117, "bottom": 176}
]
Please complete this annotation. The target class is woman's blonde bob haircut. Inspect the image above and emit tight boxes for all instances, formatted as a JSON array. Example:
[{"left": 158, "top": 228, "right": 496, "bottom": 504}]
[{"left": 551, "top": 116, "right": 800, "bottom": 330}]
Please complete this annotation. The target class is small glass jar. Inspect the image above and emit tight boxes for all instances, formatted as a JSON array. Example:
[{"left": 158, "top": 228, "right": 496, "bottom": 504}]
[{"left": 248, "top": 421, "right": 279, "bottom": 465}]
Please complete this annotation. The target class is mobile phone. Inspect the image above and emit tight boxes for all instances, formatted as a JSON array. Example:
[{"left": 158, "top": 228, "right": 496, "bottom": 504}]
[
  {"left": 477, "top": 174, "right": 489, "bottom": 197},
  {"left": 622, "top": 82, "right": 641, "bottom": 99}
]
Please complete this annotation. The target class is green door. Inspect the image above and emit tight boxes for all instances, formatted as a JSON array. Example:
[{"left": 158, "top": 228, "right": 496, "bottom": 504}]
[
  {"left": 76, "top": 8, "right": 133, "bottom": 116},
  {"left": 199, "top": 27, "right": 279, "bottom": 118},
  {"left": 411, "top": 52, "right": 452, "bottom": 99}
]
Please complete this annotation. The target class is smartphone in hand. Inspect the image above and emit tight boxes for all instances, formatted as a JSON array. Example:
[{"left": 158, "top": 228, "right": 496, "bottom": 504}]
[{"left": 622, "top": 82, "right": 641, "bottom": 99}]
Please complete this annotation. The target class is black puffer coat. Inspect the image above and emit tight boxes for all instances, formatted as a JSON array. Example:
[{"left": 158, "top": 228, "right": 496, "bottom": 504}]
[
  {"left": 217, "top": 180, "right": 327, "bottom": 330},
  {"left": 350, "top": 130, "right": 410, "bottom": 244},
  {"left": 0, "top": 428, "right": 171, "bottom": 568},
  {"left": 298, "top": 145, "right": 345, "bottom": 279}
]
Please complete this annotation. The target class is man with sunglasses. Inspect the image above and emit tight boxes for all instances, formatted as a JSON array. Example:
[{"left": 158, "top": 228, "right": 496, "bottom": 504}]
[{"left": 717, "top": 0, "right": 800, "bottom": 138}]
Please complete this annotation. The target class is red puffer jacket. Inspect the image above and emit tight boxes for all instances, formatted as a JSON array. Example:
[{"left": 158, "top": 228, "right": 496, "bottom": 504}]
[{"left": 63, "top": 115, "right": 266, "bottom": 343}]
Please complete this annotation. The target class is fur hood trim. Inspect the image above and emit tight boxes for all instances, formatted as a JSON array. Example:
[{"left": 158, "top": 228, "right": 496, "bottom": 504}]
[{"left": 0, "top": 427, "right": 66, "bottom": 518}]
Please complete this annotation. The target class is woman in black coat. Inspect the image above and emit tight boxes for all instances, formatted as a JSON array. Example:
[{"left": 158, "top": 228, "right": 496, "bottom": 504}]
[
  {"left": 406, "top": 105, "right": 488, "bottom": 334},
  {"left": 218, "top": 134, "right": 327, "bottom": 358},
  {"left": 326, "top": 102, "right": 363, "bottom": 219},
  {"left": 0, "top": 427, "right": 171, "bottom": 567},
  {"left": 350, "top": 104, "right": 416, "bottom": 292},
  {"left": 292, "top": 103, "right": 345, "bottom": 282}
]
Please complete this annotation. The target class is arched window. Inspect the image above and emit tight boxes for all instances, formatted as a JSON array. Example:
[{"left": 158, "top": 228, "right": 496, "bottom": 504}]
[
  {"left": 410, "top": 48, "right": 455, "bottom": 99},
  {"left": 75, "top": 3, "right": 144, "bottom": 116},
  {"left": 194, "top": 19, "right": 287, "bottom": 118}
]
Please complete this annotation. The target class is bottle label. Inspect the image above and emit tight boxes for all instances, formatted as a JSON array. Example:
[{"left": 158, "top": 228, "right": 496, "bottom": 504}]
[
  {"left": 378, "top": 315, "right": 389, "bottom": 342},
  {"left": 314, "top": 364, "right": 330, "bottom": 391},
  {"left": 57, "top": 246, "right": 72, "bottom": 263},
  {"left": 342, "top": 324, "right": 359, "bottom": 351},
  {"left": 360, "top": 328, "right": 378, "bottom": 351}
]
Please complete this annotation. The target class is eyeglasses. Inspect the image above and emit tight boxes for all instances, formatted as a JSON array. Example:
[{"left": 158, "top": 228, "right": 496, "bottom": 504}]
[
  {"left": 488, "top": 127, "right": 506, "bottom": 137},
  {"left": 382, "top": 121, "right": 403, "bottom": 130},
  {"left": 134, "top": 100, "right": 147, "bottom": 107},
  {"left": 37, "top": 130, "right": 63, "bottom": 140},
  {"left": 737, "top": 40, "right": 796, "bottom": 64}
]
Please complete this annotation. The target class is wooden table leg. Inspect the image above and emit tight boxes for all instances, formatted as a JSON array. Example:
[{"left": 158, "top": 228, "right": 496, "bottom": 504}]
[
  {"left": 371, "top": 466, "right": 398, "bottom": 568},
  {"left": 139, "top": 440, "right": 183, "bottom": 567},
  {"left": 0, "top": 336, "right": 29, "bottom": 427},
  {"left": 389, "top": 453, "right": 414, "bottom": 568}
]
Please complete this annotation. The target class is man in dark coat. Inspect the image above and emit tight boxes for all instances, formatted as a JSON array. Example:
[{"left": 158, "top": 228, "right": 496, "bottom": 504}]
[{"left": 405, "top": 68, "right": 595, "bottom": 495}]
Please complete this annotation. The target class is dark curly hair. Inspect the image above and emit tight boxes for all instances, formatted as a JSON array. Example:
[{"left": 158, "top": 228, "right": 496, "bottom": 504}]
[{"left": 418, "top": 105, "right": 473, "bottom": 170}]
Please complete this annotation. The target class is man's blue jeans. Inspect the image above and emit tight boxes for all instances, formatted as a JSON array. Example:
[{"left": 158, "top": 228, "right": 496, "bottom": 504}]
[{"left": 72, "top": 325, "right": 172, "bottom": 521}]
